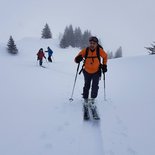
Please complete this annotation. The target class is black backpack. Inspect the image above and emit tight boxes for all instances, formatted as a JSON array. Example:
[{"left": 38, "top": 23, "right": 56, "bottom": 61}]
[{"left": 79, "top": 44, "right": 102, "bottom": 74}]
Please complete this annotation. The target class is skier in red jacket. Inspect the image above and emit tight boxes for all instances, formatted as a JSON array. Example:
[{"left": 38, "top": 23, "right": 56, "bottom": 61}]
[{"left": 37, "top": 48, "right": 46, "bottom": 66}]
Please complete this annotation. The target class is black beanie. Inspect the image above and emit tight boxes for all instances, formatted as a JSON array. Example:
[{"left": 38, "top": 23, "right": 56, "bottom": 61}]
[{"left": 89, "top": 36, "right": 98, "bottom": 43}]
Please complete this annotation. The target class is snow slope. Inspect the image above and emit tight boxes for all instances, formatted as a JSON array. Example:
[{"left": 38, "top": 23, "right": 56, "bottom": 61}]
[{"left": 0, "top": 38, "right": 155, "bottom": 155}]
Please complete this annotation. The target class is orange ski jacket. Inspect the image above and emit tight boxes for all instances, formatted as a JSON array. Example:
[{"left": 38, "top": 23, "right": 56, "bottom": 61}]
[{"left": 75, "top": 47, "right": 108, "bottom": 74}]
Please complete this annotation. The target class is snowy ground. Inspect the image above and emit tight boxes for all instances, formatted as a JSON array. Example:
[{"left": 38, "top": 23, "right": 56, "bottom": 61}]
[{"left": 0, "top": 38, "right": 155, "bottom": 155}]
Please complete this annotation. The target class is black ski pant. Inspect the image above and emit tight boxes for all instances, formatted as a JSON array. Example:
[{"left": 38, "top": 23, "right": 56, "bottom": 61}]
[
  {"left": 38, "top": 59, "right": 43, "bottom": 66},
  {"left": 83, "top": 70, "right": 100, "bottom": 99},
  {"left": 48, "top": 56, "right": 52, "bottom": 62}
]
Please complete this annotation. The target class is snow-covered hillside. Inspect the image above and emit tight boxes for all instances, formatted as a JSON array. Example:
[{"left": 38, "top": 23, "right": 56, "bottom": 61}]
[{"left": 0, "top": 38, "right": 155, "bottom": 155}]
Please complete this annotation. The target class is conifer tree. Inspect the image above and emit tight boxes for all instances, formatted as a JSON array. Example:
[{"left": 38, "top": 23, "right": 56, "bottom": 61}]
[
  {"left": 60, "top": 26, "right": 70, "bottom": 48},
  {"left": 74, "top": 27, "right": 82, "bottom": 48},
  {"left": 80, "top": 30, "right": 92, "bottom": 49},
  {"left": 60, "top": 25, "right": 75, "bottom": 48},
  {"left": 145, "top": 42, "right": 155, "bottom": 54},
  {"left": 114, "top": 46, "right": 123, "bottom": 58},
  {"left": 7, "top": 36, "right": 18, "bottom": 54},
  {"left": 41, "top": 23, "right": 52, "bottom": 39},
  {"left": 68, "top": 25, "right": 75, "bottom": 47}
]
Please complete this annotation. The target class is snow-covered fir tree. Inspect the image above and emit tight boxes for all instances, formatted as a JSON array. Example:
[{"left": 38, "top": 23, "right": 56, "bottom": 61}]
[
  {"left": 7, "top": 36, "right": 18, "bottom": 54},
  {"left": 41, "top": 23, "right": 52, "bottom": 39},
  {"left": 60, "top": 25, "right": 75, "bottom": 48},
  {"left": 67, "top": 25, "right": 75, "bottom": 47},
  {"left": 114, "top": 46, "right": 123, "bottom": 58},
  {"left": 74, "top": 27, "right": 82, "bottom": 48},
  {"left": 80, "top": 30, "right": 91, "bottom": 49},
  {"left": 145, "top": 42, "right": 155, "bottom": 54},
  {"left": 60, "top": 26, "right": 70, "bottom": 48}
]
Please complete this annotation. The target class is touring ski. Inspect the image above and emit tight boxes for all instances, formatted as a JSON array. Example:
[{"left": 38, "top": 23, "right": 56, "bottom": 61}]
[
  {"left": 40, "top": 65, "right": 46, "bottom": 68},
  {"left": 83, "top": 105, "right": 90, "bottom": 120},
  {"left": 83, "top": 99, "right": 100, "bottom": 120},
  {"left": 90, "top": 106, "right": 100, "bottom": 120}
]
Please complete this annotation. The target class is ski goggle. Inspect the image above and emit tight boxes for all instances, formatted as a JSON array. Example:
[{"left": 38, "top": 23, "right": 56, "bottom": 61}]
[
  {"left": 89, "top": 41, "right": 97, "bottom": 45},
  {"left": 89, "top": 37, "right": 98, "bottom": 43}
]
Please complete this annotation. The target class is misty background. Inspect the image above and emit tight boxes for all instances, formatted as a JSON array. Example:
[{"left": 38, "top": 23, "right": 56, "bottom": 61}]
[{"left": 0, "top": 0, "right": 155, "bottom": 56}]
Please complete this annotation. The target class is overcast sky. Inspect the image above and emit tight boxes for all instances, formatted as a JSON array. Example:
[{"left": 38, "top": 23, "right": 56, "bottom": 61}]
[{"left": 0, "top": 0, "right": 155, "bottom": 56}]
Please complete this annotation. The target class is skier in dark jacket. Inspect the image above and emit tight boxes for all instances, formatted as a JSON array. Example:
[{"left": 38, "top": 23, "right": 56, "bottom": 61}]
[
  {"left": 37, "top": 48, "right": 46, "bottom": 66},
  {"left": 45, "top": 46, "right": 53, "bottom": 62}
]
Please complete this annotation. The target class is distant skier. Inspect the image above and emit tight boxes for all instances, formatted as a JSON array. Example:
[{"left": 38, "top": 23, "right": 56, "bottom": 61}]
[
  {"left": 45, "top": 46, "right": 53, "bottom": 62},
  {"left": 37, "top": 48, "right": 46, "bottom": 66},
  {"left": 74, "top": 36, "right": 108, "bottom": 119}
]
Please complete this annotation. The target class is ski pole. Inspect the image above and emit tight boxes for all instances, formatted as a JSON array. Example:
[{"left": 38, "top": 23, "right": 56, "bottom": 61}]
[
  {"left": 69, "top": 63, "right": 80, "bottom": 102},
  {"left": 43, "top": 58, "right": 49, "bottom": 67},
  {"left": 103, "top": 73, "right": 106, "bottom": 101},
  {"left": 52, "top": 55, "right": 55, "bottom": 62},
  {"left": 45, "top": 58, "right": 48, "bottom": 63}
]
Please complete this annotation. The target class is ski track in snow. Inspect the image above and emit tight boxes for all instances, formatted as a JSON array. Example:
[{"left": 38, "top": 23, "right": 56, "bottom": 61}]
[
  {"left": 67, "top": 99, "right": 105, "bottom": 155},
  {"left": 1, "top": 39, "right": 155, "bottom": 155},
  {"left": 77, "top": 120, "right": 105, "bottom": 155},
  {"left": 100, "top": 98, "right": 136, "bottom": 155}
]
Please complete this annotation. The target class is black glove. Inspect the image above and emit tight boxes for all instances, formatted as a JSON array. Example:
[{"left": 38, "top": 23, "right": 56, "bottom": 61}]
[
  {"left": 101, "top": 64, "right": 107, "bottom": 73},
  {"left": 75, "top": 55, "right": 83, "bottom": 63}
]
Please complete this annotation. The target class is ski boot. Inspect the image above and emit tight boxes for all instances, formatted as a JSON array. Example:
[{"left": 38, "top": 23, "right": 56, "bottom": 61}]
[{"left": 90, "top": 98, "right": 100, "bottom": 120}]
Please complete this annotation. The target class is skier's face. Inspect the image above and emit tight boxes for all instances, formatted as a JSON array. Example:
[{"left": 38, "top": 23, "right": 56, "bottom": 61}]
[{"left": 89, "top": 41, "right": 97, "bottom": 50}]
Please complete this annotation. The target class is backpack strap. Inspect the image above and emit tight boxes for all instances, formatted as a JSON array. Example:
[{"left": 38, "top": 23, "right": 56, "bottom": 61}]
[
  {"left": 79, "top": 47, "right": 89, "bottom": 74},
  {"left": 84, "top": 47, "right": 89, "bottom": 59},
  {"left": 96, "top": 45, "right": 101, "bottom": 63}
]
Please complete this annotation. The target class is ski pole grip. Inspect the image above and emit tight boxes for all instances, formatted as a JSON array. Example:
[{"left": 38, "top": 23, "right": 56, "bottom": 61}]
[{"left": 77, "top": 63, "right": 80, "bottom": 71}]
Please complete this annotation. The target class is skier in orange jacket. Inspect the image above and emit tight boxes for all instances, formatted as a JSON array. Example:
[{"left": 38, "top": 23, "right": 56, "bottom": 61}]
[{"left": 75, "top": 36, "right": 108, "bottom": 101}]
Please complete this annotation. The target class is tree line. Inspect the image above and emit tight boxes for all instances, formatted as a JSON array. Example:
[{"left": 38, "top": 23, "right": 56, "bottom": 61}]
[
  {"left": 59, "top": 25, "right": 91, "bottom": 49},
  {"left": 107, "top": 46, "right": 123, "bottom": 59},
  {"left": 5, "top": 23, "right": 123, "bottom": 59},
  {"left": 6, "top": 23, "right": 53, "bottom": 55}
]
